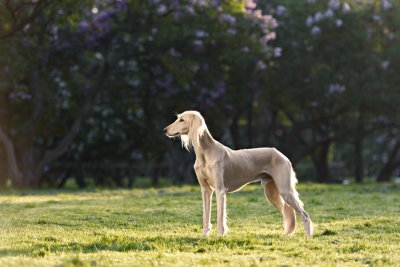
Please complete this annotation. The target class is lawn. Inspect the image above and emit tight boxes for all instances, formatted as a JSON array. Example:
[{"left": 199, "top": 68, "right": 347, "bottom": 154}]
[{"left": 0, "top": 182, "right": 399, "bottom": 266}]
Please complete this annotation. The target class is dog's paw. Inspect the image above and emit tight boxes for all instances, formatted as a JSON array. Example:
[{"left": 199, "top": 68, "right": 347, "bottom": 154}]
[
  {"left": 202, "top": 226, "right": 212, "bottom": 236},
  {"left": 218, "top": 226, "right": 229, "bottom": 236},
  {"left": 202, "top": 229, "right": 211, "bottom": 236}
]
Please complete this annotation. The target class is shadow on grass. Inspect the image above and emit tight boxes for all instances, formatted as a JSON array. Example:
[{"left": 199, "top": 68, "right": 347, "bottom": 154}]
[{"left": 0, "top": 233, "right": 279, "bottom": 257}]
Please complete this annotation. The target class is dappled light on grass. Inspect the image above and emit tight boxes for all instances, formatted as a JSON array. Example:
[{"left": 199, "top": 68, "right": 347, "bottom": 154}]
[{"left": 0, "top": 183, "right": 399, "bottom": 266}]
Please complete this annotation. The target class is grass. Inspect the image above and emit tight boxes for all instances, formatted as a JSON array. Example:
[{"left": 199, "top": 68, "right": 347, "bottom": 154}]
[{"left": 0, "top": 182, "right": 400, "bottom": 266}]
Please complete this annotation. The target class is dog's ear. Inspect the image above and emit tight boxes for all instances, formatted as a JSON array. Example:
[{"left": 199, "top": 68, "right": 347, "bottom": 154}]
[{"left": 188, "top": 113, "right": 206, "bottom": 149}]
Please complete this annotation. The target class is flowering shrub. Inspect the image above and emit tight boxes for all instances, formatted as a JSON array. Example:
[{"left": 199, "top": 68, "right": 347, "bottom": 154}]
[
  {"left": 259, "top": 0, "right": 400, "bottom": 181},
  {"left": 0, "top": 0, "right": 279, "bottom": 186},
  {"left": 1, "top": 0, "right": 400, "bottom": 187}
]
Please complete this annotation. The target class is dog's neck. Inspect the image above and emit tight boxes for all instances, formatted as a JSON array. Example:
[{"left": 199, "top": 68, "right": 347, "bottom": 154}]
[{"left": 192, "top": 129, "right": 217, "bottom": 157}]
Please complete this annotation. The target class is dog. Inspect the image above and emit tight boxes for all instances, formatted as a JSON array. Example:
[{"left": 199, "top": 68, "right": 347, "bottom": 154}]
[{"left": 164, "top": 111, "right": 313, "bottom": 237}]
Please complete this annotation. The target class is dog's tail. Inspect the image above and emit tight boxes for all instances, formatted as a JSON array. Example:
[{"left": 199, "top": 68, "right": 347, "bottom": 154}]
[{"left": 290, "top": 168, "right": 304, "bottom": 208}]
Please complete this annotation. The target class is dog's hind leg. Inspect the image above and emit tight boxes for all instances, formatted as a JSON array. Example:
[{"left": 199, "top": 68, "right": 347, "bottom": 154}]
[
  {"left": 263, "top": 178, "right": 296, "bottom": 235},
  {"left": 271, "top": 164, "right": 313, "bottom": 237},
  {"left": 280, "top": 191, "right": 313, "bottom": 237}
]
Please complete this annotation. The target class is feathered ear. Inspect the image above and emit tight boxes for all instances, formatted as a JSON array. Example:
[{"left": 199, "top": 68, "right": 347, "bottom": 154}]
[{"left": 188, "top": 113, "right": 206, "bottom": 149}]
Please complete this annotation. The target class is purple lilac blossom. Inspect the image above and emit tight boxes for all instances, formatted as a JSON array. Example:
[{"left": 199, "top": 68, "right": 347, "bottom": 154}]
[
  {"left": 219, "top": 13, "right": 236, "bottom": 25},
  {"left": 79, "top": 21, "right": 90, "bottom": 32},
  {"left": 242, "top": 46, "right": 250, "bottom": 52},
  {"left": 306, "top": 16, "right": 314, "bottom": 26},
  {"left": 381, "top": 0, "right": 392, "bottom": 10},
  {"left": 93, "top": 10, "right": 113, "bottom": 28},
  {"left": 311, "top": 26, "right": 321, "bottom": 35},
  {"left": 211, "top": 0, "right": 222, "bottom": 5},
  {"left": 169, "top": 48, "right": 181, "bottom": 57},
  {"left": 314, "top": 12, "right": 323, "bottom": 22},
  {"left": 195, "top": 0, "right": 208, "bottom": 8},
  {"left": 256, "top": 60, "right": 267, "bottom": 70},
  {"left": 115, "top": 0, "right": 128, "bottom": 12},
  {"left": 214, "top": 81, "right": 225, "bottom": 97},
  {"left": 380, "top": 61, "right": 390, "bottom": 70},
  {"left": 324, "top": 9, "right": 334, "bottom": 18},
  {"left": 328, "top": 83, "right": 346, "bottom": 94},
  {"left": 274, "top": 47, "right": 282, "bottom": 57},
  {"left": 193, "top": 39, "right": 204, "bottom": 48},
  {"left": 10, "top": 92, "right": 32, "bottom": 100},
  {"left": 373, "top": 15, "right": 381, "bottom": 22},
  {"left": 342, "top": 2, "right": 351, "bottom": 12},
  {"left": 195, "top": 30, "right": 208, "bottom": 38},
  {"left": 185, "top": 5, "right": 195, "bottom": 15},
  {"left": 328, "top": 0, "right": 341, "bottom": 10},
  {"left": 227, "top": 29, "right": 236, "bottom": 35},
  {"left": 156, "top": 4, "right": 167, "bottom": 14},
  {"left": 3, "top": 66, "right": 10, "bottom": 75},
  {"left": 275, "top": 5, "right": 286, "bottom": 16},
  {"left": 23, "top": 24, "right": 31, "bottom": 32},
  {"left": 171, "top": 0, "right": 180, "bottom": 6}
]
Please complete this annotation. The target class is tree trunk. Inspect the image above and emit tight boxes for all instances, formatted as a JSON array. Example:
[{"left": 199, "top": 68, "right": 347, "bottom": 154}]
[
  {"left": 354, "top": 110, "right": 365, "bottom": 183},
  {"left": 311, "top": 141, "right": 332, "bottom": 182},
  {"left": 20, "top": 145, "right": 41, "bottom": 188},
  {"left": 246, "top": 95, "right": 253, "bottom": 148},
  {"left": 229, "top": 112, "right": 240, "bottom": 149},
  {"left": 151, "top": 153, "right": 164, "bottom": 186},
  {"left": 354, "top": 137, "right": 364, "bottom": 183},
  {"left": 0, "top": 127, "right": 24, "bottom": 187},
  {"left": 376, "top": 142, "right": 400, "bottom": 182},
  {"left": 264, "top": 108, "right": 277, "bottom": 143},
  {"left": 0, "top": 148, "right": 8, "bottom": 188}
]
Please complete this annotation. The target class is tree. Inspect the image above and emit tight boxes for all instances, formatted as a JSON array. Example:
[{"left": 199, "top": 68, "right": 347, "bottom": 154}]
[
  {"left": 258, "top": 0, "right": 400, "bottom": 182},
  {"left": 0, "top": 0, "right": 279, "bottom": 188}
]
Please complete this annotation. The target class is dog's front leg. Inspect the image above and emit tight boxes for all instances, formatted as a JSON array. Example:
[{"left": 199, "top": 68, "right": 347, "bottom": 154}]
[
  {"left": 216, "top": 189, "right": 228, "bottom": 236},
  {"left": 201, "top": 186, "right": 213, "bottom": 236}
]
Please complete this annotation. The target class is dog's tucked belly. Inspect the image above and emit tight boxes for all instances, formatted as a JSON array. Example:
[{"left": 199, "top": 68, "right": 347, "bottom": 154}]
[{"left": 224, "top": 173, "right": 271, "bottom": 193}]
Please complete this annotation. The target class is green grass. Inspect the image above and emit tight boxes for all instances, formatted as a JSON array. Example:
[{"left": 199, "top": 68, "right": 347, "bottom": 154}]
[{"left": 1, "top": 182, "right": 400, "bottom": 266}]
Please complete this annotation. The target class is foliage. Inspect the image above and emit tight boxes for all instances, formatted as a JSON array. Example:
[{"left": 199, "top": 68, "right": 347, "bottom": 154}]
[
  {"left": 1, "top": 0, "right": 400, "bottom": 188},
  {"left": 0, "top": 183, "right": 400, "bottom": 266},
  {"left": 258, "top": 0, "right": 400, "bottom": 181},
  {"left": 0, "top": 0, "right": 278, "bottom": 187}
]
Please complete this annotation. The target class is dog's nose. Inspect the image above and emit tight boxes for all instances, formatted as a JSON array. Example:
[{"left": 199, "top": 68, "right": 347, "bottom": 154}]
[{"left": 163, "top": 127, "right": 167, "bottom": 133}]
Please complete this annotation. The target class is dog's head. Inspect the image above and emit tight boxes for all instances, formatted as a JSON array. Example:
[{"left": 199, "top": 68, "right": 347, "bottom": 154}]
[{"left": 163, "top": 111, "right": 206, "bottom": 150}]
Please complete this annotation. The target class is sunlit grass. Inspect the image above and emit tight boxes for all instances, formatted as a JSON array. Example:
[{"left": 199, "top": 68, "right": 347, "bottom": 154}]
[{"left": 0, "top": 182, "right": 399, "bottom": 266}]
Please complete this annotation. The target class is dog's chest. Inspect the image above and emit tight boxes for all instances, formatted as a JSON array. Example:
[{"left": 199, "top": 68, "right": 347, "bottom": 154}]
[
  {"left": 200, "top": 167, "right": 215, "bottom": 185},
  {"left": 195, "top": 162, "right": 216, "bottom": 188}
]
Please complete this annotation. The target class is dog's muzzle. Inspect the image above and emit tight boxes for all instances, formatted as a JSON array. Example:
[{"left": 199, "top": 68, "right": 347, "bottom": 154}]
[{"left": 163, "top": 127, "right": 179, "bottom": 138}]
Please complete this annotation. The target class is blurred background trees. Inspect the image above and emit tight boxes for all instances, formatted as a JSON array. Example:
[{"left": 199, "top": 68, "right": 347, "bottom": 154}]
[{"left": 0, "top": 0, "right": 399, "bottom": 189}]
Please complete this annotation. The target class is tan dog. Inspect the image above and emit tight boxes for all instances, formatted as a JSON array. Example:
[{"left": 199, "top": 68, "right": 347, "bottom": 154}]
[{"left": 164, "top": 111, "right": 313, "bottom": 237}]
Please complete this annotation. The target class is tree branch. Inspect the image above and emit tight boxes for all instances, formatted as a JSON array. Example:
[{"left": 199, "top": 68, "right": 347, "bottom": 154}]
[
  {"left": 0, "top": 0, "right": 49, "bottom": 39},
  {"left": 35, "top": 59, "right": 109, "bottom": 174}
]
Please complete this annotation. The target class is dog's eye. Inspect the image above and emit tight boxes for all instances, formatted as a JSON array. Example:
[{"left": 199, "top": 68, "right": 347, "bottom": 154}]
[{"left": 179, "top": 118, "right": 184, "bottom": 122}]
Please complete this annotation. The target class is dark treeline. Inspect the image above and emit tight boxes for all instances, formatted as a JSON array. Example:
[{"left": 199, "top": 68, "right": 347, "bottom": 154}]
[{"left": 0, "top": 0, "right": 399, "bottom": 188}]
